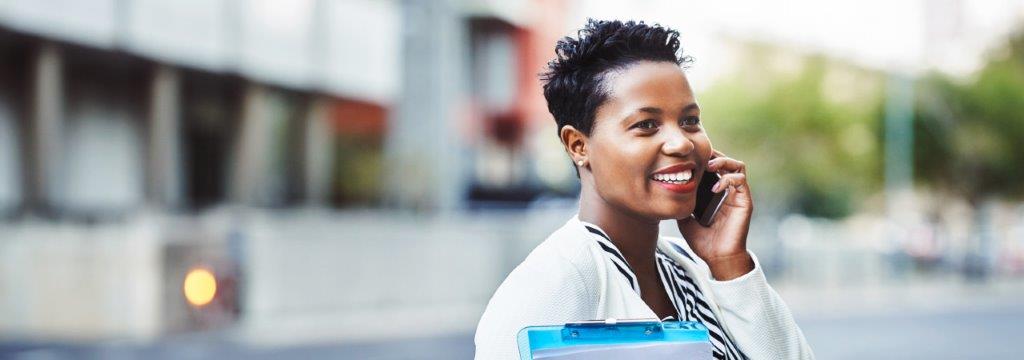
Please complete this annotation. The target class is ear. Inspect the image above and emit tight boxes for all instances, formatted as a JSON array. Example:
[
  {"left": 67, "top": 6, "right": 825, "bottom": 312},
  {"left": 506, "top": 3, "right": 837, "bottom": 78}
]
[{"left": 560, "top": 125, "right": 588, "bottom": 166}]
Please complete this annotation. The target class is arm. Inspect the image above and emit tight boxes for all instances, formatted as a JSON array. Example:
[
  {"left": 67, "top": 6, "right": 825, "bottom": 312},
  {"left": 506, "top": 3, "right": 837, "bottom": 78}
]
[
  {"left": 706, "top": 251, "right": 815, "bottom": 360},
  {"left": 678, "top": 153, "right": 814, "bottom": 359}
]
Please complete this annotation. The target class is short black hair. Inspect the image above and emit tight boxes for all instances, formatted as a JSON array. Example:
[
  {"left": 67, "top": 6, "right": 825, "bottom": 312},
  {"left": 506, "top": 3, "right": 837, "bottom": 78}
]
[{"left": 541, "top": 19, "right": 692, "bottom": 137}]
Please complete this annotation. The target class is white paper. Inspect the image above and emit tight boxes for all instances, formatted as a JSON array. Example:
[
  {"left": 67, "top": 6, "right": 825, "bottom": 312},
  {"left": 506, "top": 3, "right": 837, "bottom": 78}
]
[{"left": 532, "top": 341, "right": 712, "bottom": 359}]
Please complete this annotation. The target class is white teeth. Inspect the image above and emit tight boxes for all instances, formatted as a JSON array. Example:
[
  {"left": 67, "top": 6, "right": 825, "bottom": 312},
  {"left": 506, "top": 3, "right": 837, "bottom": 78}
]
[{"left": 652, "top": 170, "right": 693, "bottom": 183}]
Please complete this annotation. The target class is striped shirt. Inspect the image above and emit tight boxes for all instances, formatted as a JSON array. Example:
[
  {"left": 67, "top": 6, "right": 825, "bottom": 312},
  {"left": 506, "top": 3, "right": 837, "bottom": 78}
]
[{"left": 582, "top": 222, "right": 748, "bottom": 360}]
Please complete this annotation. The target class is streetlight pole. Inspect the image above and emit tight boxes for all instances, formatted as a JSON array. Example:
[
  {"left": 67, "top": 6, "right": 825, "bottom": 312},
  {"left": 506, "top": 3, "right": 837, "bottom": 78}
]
[{"left": 883, "top": 72, "right": 914, "bottom": 279}]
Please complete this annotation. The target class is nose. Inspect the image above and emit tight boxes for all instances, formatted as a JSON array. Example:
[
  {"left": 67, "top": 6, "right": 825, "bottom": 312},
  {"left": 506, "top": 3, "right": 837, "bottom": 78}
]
[{"left": 661, "top": 128, "right": 694, "bottom": 156}]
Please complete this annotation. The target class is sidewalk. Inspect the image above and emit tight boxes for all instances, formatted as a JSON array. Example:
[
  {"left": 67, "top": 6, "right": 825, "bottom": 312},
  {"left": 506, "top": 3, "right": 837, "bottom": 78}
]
[{"left": 776, "top": 276, "right": 1024, "bottom": 319}]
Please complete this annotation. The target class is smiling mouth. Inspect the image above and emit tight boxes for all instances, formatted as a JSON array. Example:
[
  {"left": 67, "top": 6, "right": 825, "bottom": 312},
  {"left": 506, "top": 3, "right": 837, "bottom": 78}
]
[{"left": 650, "top": 169, "right": 693, "bottom": 184}]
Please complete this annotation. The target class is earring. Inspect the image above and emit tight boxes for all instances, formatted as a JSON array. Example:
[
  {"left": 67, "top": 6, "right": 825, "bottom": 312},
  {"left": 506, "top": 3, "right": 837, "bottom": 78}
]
[{"left": 577, "top": 160, "right": 585, "bottom": 166}]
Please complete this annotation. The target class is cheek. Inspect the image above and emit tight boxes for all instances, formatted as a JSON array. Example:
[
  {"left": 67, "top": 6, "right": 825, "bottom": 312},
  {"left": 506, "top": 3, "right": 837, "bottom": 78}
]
[
  {"left": 692, "top": 133, "right": 714, "bottom": 163},
  {"left": 591, "top": 142, "right": 653, "bottom": 195},
  {"left": 596, "top": 146, "right": 645, "bottom": 182}
]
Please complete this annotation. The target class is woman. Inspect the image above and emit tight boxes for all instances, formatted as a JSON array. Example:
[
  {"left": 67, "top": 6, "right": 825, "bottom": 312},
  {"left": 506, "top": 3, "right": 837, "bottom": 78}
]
[{"left": 474, "top": 20, "right": 814, "bottom": 359}]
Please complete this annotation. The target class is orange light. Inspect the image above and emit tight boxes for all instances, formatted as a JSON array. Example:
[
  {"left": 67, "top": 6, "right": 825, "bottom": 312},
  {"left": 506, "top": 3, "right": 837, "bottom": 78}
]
[{"left": 183, "top": 268, "right": 217, "bottom": 307}]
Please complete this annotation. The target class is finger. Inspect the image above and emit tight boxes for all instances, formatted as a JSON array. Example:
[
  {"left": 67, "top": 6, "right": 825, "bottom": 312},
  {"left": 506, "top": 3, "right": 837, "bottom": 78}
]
[
  {"left": 713, "top": 172, "right": 748, "bottom": 193},
  {"left": 708, "top": 157, "right": 746, "bottom": 174}
]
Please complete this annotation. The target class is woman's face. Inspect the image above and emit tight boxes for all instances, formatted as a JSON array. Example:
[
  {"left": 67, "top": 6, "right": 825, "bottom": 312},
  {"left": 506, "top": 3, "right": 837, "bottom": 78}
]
[{"left": 584, "top": 61, "right": 713, "bottom": 220}]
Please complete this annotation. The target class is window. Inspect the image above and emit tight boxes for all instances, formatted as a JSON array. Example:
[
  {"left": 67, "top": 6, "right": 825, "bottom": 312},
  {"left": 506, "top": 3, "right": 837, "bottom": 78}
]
[
  {"left": 181, "top": 72, "right": 242, "bottom": 209},
  {"left": 61, "top": 48, "right": 147, "bottom": 216},
  {"left": 0, "top": 34, "right": 28, "bottom": 215}
]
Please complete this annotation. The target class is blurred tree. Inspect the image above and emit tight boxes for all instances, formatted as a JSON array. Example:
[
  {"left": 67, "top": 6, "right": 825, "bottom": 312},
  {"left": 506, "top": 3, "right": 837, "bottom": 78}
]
[
  {"left": 915, "top": 28, "right": 1024, "bottom": 203},
  {"left": 915, "top": 28, "right": 1024, "bottom": 279},
  {"left": 699, "top": 44, "right": 886, "bottom": 218}
]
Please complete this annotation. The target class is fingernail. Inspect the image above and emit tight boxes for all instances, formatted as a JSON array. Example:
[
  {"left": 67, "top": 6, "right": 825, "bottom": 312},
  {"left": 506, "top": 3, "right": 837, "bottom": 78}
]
[{"left": 712, "top": 182, "right": 721, "bottom": 192}]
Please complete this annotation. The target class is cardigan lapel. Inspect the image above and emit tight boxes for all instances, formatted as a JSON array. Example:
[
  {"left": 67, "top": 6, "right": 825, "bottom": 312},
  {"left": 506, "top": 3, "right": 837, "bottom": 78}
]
[{"left": 568, "top": 216, "right": 656, "bottom": 320}]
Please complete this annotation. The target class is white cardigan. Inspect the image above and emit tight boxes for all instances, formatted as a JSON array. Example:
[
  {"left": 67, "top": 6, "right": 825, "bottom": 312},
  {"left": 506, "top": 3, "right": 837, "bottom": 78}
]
[{"left": 474, "top": 215, "right": 814, "bottom": 359}]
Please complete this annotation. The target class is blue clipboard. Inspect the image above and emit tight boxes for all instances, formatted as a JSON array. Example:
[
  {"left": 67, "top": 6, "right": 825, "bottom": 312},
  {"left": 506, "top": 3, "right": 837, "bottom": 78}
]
[{"left": 517, "top": 319, "right": 712, "bottom": 359}]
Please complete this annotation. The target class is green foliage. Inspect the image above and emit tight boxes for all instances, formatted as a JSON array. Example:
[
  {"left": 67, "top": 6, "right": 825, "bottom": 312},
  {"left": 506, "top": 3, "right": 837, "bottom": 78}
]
[
  {"left": 696, "top": 30, "right": 1024, "bottom": 217},
  {"left": 699, "top": 48, "right": 885, "bottom": 218},
  {"left": 915, "top": 29, "right": 1024, "bottom": 201}
]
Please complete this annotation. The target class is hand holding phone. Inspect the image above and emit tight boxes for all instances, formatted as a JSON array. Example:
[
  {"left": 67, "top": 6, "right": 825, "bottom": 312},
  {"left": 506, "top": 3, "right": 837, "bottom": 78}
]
[{"left": 677, "top": 152, "right": 755, "bottom": 280}]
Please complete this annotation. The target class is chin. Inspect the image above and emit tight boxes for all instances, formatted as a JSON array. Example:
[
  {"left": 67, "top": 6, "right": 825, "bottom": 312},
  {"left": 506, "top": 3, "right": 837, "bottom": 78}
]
[{"left": 650, "top": 203, "right": 695, "bottom": 221}]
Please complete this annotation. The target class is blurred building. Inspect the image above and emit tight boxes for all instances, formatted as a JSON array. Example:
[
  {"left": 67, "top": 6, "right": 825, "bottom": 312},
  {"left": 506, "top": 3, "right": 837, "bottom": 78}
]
[{"left": 0, "top": 0, "right": 572, "bottom": 341}]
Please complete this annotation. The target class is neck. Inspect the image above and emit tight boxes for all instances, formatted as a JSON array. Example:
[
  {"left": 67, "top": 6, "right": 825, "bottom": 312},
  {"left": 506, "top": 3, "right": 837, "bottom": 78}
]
[{"left": 578, "top": 180, "right": 661, "bottom": 272}]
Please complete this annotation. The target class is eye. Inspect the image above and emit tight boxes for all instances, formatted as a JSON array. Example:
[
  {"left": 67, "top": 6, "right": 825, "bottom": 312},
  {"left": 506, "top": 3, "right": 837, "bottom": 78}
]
[
  {"left": 680, "top": 116, "right": 701, "bottom": 127},
  {"left": 632, "top": 119, "right": 658, "bottom": 130}
]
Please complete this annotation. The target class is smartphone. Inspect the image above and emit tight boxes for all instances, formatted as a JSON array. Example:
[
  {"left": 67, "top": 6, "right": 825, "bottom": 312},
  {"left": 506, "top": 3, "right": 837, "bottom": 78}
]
[{"left": 692, "top": 171, "right": 727, "bottom": 227}]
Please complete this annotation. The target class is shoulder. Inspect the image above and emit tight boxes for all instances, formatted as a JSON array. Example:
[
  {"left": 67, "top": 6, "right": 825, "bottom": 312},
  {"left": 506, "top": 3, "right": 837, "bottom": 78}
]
[
  {"left": 534, "top": 218, "right": 604, "bottom": 277},
  {"left": 483, "top": 218, "right": 602, "bottom": 313},
  {"left": 475, "top": 218, "right": 602, "bottom": 358}
]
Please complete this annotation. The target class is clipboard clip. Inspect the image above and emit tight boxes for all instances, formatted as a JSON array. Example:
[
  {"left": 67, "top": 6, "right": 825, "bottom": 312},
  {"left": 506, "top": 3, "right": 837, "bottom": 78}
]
[{"left": 561, "top": 318, "right": 664, "bottom": 341}]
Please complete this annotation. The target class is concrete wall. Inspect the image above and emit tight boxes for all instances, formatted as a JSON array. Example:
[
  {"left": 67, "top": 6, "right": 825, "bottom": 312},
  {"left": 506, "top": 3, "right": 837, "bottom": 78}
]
[
  {"left": 0, "top": 205, "right": 578, "bottom": 342},
  {"left": 0, "top": 218, "right": 163, "bottom": 339}
]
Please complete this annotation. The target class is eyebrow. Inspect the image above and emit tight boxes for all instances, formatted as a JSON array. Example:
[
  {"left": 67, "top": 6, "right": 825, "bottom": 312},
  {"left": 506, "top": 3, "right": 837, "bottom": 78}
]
[
  {"left": 637, "top": 106, "right": 663, "bottom": 115},
  {"left": 627, "top": 103, "right": 701, "bottom": 120}
]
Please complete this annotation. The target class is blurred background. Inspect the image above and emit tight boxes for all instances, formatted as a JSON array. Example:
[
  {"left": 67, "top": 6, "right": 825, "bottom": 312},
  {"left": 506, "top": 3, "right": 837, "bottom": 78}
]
[{"left": 0, "top": 0, "right": 1023, "bottom": 359}]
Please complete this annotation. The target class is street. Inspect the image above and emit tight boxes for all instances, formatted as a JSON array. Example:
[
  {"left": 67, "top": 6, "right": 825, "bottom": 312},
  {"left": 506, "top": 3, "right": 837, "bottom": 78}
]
[{"left": 4, "top": 300, "right": 1022, "bottom": 359}]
